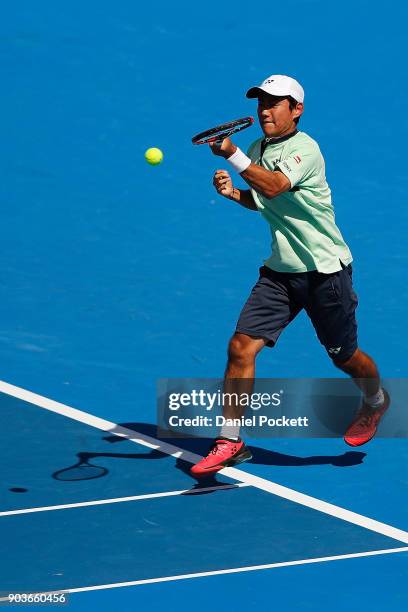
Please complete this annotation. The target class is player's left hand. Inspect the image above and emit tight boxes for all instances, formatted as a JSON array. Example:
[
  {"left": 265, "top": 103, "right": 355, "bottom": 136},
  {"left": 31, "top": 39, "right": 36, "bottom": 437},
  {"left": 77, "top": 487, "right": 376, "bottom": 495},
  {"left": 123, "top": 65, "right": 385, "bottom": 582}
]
[{"left": 209, "top": 138, "right": 237, "bottom": 158}]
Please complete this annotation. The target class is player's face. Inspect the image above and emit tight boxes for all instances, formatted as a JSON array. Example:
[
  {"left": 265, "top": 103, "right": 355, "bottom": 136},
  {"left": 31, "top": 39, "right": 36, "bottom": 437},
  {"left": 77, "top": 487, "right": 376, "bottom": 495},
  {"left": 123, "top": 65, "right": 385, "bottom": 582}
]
[{"left": 257, "top": 92, "right": 302, "bottom": 137}]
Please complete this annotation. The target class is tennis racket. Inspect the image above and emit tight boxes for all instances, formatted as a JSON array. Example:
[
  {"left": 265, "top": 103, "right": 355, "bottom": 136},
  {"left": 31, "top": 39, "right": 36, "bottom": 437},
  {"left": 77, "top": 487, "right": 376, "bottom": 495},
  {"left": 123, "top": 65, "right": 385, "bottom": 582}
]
[{"left": 192, "top": 116, "right": 254, "bottom": 145}]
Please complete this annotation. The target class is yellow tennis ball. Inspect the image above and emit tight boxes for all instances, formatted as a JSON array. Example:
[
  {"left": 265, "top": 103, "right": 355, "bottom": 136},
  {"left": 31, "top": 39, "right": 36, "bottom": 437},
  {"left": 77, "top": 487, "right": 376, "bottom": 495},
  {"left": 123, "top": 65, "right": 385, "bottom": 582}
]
[{"left": 144, "top": 147, "right": 163, "bottom": 165}]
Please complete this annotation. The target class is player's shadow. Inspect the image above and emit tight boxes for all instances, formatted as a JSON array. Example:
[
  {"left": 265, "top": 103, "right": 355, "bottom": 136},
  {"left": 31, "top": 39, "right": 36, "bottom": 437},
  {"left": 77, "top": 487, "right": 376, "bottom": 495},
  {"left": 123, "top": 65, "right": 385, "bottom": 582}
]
[
  {"left": 102, "top": 422, "right": 366, "bottom": 482},
  {"left": 51, "top": 422, "right": 365, "bottom": 491}
]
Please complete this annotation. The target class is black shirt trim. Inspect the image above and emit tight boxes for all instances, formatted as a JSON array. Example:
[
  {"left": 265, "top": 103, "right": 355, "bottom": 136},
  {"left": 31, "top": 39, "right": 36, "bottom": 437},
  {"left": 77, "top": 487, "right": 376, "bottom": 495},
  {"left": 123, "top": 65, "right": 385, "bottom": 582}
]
[
  {"left": 264, "top": 129, "right": 298, "bottom": 145},
  {"left": 260, "top": 129, "right": 298, "bottom": 158}
]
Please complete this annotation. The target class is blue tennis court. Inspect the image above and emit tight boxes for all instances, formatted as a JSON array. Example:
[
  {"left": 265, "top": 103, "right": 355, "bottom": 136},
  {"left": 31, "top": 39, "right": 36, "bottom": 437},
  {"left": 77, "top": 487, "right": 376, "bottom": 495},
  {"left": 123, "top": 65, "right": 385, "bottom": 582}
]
[
  {"left": 1, "top": 384, "right": 407, "bottom": 609},
  {"left": 1, "top": 1, "right": 407, "bottom": 610}
]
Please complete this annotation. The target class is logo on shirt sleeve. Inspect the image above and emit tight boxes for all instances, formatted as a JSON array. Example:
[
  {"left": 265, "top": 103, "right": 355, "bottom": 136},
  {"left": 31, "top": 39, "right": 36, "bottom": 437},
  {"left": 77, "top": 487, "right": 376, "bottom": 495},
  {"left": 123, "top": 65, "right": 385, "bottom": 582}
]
[{"left": 294, "top": 155, "right": 301, "bottom": 164}]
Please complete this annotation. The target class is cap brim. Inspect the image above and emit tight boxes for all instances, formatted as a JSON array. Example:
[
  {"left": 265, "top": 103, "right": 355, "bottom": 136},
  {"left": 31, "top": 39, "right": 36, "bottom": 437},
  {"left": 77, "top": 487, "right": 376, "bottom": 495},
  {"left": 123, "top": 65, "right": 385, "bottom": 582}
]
[
  {"left": 246, "top": 85, "right": 284, "bottom": 99},
  {"left": 246, "top": 86, "right": 263, "bottom": 98}
]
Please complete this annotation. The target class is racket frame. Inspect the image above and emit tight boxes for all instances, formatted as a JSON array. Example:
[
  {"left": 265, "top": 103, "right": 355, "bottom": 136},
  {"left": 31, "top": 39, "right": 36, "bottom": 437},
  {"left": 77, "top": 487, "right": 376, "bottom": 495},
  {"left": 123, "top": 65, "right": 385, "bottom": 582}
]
[{"left": 192, "top": 116, "right": 254, "bottom": 145}]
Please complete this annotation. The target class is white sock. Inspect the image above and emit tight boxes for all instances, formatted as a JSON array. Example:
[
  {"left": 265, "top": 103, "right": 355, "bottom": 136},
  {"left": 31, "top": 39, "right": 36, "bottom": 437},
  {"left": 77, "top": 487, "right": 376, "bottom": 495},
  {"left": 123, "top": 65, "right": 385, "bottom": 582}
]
[
  {"left": 220, "top": 423, "right": 240, "bottom": 440},
  {"left": 365, "top": 387, "right": 385, "bottom": 409}
]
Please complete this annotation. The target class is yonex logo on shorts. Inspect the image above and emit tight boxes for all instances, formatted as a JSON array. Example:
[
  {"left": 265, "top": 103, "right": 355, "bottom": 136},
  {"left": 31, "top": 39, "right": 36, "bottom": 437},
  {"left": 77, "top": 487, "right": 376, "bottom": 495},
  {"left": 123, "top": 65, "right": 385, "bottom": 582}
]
[{"left": 328, "top": 347, "right": 342, "bottom": 355}]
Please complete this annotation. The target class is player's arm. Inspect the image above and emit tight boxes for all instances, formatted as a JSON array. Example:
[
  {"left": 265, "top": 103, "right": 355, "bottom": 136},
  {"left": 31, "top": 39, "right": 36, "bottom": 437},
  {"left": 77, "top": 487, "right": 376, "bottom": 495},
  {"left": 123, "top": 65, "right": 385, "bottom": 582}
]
[
  {"left": 230, "top": 187, "right": 258, "bottom": 210},
  {"left": 213, "top": 170, "right": 258, "bottom": 211},
  {"left": 240, "top": 164, "right": 290, "bottom": 199},
  {"left": 210, "top": 138, "right": 291, "bottom": 199}
]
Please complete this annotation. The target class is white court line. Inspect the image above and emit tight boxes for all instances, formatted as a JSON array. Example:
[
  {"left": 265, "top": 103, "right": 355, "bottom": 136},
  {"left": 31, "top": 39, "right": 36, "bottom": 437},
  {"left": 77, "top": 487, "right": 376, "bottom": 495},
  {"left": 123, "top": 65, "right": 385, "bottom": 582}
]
[
  {"left": 0, "top": 483, "right": 250, "bottom": 517},
  {"left": 1, "top": 379, "right": 407, "bottom": 546},
  {"left": 0, "top": 547, "right": 406, "bottom": 599}
]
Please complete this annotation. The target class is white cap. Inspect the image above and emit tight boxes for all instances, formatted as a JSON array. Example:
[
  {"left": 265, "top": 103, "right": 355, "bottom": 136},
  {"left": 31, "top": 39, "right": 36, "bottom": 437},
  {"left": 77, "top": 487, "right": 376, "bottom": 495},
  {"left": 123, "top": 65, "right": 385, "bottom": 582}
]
[{"left": 246, "top": 74, "right": 304, "bottom": 103}]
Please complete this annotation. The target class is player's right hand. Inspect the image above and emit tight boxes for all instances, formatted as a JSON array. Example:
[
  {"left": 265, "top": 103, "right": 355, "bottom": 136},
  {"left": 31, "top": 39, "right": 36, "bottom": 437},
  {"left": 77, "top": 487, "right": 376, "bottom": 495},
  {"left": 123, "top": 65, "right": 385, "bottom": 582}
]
[{"left": 213, "top": 170, "right": 234, "bottom": 198}]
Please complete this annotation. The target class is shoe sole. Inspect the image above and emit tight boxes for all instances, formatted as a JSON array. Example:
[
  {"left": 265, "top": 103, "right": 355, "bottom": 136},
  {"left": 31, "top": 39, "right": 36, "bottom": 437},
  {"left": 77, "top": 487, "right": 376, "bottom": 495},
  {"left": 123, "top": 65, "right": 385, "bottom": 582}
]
[
  {"left": 344, "top": 431, "right": 376, "bottom": 447},
  {"left": 225, "top": 448, "right": 253, "bottom": 468}
]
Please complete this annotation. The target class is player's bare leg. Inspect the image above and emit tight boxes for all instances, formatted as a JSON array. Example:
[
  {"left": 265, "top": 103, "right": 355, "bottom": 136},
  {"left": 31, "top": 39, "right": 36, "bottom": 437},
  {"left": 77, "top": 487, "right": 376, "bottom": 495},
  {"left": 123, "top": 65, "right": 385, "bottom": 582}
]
[
  {"left": 223, "top": 333, "right": 266, "bottom": 421},
  {"left": 190, "top": 333, "right": 265, "bottom": 477},
  {"left": 333, "top": 348, "right": 390, "bottom": 446},
  {"left": 333, "top": 347, "right": 380, "bottom": 396}
]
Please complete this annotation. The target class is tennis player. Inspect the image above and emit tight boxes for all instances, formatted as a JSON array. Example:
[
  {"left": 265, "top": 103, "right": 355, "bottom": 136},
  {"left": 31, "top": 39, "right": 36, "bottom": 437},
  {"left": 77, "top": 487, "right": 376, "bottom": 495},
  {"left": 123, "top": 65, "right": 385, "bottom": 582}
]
[{"left": 191, "top": 74, "right": 390, "bottom": 477}]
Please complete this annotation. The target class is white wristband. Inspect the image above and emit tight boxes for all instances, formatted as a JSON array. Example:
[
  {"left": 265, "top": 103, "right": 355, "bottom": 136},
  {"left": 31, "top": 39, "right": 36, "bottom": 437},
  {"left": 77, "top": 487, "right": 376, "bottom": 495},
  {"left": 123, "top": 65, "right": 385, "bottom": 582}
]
[{"left": 227, "top": 147, "right": 251, "bottom": 173}]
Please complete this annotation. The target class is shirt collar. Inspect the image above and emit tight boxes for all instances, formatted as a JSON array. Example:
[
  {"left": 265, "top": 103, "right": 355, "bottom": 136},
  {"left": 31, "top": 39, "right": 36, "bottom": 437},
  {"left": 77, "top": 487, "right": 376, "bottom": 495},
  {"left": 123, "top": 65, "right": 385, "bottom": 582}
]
[{"left": 263, "top": 129, "right": 298, "bottom": 146}]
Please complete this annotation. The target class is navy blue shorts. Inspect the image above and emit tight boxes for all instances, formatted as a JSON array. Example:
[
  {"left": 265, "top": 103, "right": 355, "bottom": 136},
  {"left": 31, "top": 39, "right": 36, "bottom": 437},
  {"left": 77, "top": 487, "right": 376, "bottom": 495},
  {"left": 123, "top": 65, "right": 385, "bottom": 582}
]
[{"left": 235, "top": 263, "right": 359, "bottom": 362}]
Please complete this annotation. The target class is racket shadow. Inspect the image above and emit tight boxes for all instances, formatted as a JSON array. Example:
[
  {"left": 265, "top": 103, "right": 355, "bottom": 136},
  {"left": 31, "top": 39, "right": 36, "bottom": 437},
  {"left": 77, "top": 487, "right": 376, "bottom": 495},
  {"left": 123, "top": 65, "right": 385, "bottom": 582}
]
[
  {"left": 52, "top": 452, "right": 108, "bottom": 482},
  {"left": 52, "top": 448, "right": 166, "bottom": 483}
]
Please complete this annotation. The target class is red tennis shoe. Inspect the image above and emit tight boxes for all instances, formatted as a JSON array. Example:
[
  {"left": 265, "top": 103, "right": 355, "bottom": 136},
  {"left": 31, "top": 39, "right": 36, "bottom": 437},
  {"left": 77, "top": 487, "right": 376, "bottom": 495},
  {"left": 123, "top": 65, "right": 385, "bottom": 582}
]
[
  {"left": 190, "top": 437, "right": 252, "bottom": 477},
  {"left": 344, "top": 389, "right": 390, "bottom": 447}
]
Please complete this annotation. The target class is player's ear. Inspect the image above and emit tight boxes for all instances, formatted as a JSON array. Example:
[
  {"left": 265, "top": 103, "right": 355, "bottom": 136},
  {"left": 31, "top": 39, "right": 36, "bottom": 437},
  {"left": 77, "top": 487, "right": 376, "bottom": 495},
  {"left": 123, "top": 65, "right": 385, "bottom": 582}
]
[{"left": 293, "top": 102, "right": 304, "bottom": 120}]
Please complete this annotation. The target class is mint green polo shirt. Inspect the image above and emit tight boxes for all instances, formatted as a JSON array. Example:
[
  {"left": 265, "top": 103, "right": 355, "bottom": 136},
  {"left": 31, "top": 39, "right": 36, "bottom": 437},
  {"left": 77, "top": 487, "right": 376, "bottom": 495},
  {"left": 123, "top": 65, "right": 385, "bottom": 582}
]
[{"left": 247, "top": 130, "right": 353, "bottom": 273}]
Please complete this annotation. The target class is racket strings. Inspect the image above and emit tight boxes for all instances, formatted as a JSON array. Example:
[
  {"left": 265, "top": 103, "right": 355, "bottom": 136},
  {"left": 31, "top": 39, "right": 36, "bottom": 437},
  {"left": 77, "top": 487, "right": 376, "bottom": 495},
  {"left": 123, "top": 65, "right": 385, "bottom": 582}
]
[{"left": 192, "top": 117, "right": 254, "bottom": 145}]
